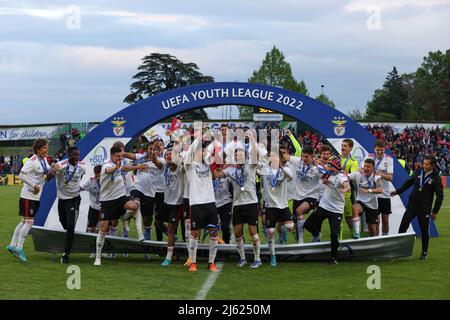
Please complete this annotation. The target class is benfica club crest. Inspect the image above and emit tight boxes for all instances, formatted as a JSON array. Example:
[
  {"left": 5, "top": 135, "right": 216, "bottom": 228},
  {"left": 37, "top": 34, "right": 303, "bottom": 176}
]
[
  {"left": 112, "top": 117, "right": 126, "bottom": 136},
  {"left": 332, "top": 117, "right": 347, "bottom": 136}
]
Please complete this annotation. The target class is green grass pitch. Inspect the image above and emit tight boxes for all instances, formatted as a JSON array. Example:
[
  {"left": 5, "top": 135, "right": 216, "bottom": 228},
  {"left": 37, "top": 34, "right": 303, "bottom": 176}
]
[{"left": 1, "top": 186, "right": 449, "bottom": 299}]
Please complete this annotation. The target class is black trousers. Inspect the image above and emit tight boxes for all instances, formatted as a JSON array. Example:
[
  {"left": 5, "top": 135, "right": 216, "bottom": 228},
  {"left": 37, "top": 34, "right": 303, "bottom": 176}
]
[
  {"left": 218, "top": 203, "right": 232, "bottom": 243},
  {"left": 399, "top": 206, "right": 431, "bottom": 253},
  {"left": 304, "top": 207, "right": 342, "bottom": 260},
  {"left": 154, "top": 192, "right": 168, "bottom": 241},
  {"left": 58, "top": 196, "right": 81, "bottom": 255}
]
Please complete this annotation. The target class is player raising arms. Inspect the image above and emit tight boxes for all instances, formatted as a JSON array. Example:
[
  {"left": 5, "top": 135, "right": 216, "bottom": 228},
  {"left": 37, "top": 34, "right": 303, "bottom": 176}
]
[
  {"left": 161, "top": 147, "right": 185, "bottom": 267},
  {"left": 347, "top": 158, "right": 383, "bottom": 238},
  {"left": 258, "top": 146, "right": 294, "bottom": 267},
  {"left": 53, "top": 146, "right": 86, "bottom": 264},
  {"left": 282, "top": 145, "right": 321, "bottom": 244},
  {"left": 94, "top": 145, "right": 143, "bottom": 266},
  {"left": 304, "top": 156, "right": 351, "bottom": 265},
  {"left": 215, "top": 130, "right": 263, "bottom": 268},
  {"left": 183, "top": 127, "right": 219, "bottom": 272},
  {"left": 7, "top": 139, "right": 54, "bottom": 262}
]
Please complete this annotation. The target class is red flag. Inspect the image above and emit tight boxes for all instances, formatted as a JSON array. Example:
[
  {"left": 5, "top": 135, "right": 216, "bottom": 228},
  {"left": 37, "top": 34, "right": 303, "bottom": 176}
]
[{"left": 169, "top": 117, "right": 181, "bottom": 132}]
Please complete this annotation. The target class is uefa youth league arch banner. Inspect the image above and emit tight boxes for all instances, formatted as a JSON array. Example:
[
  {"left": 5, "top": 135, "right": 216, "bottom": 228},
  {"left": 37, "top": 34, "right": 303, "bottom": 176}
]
[{"left": 36, "top": 82, "right": 432, "bottom": 236}]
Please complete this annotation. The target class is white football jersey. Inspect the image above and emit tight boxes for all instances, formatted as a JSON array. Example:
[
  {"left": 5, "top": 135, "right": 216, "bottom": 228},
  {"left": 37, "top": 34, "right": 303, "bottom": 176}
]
[
  {"left": 348, "top": 171, "right": 381, "bottom": 210},
  {"left": 318, "top": 173, "right": 349, "bottom": 214},
  {"left": 258, "top": 164, "right": 293, "bottom": 209},
  {"left": 224, "top": 164, "right": 258, "bottom": 206},
  {"left": 19, "top": 155, "right": 51, "bottom": 201},
  {"left": 55, "top": 160, "right": 86, "bottom": 200},
  {"left": 365, "top": 153, "right": 393, "bottom": 199},
  {"left": 213, "top": 177, "right": 232, "bottom": 208},
  {"left": 289, "top": 156, "right": 321, "bottom": 201},
  {"left": 100, "top": 161, "right": 126, "bottom": 201},
  {"left": 164, "top": 164, "right": 185, "bottom": 205},
  {"left": 81, "top": 177, "right": 101, "bottom": 210}
]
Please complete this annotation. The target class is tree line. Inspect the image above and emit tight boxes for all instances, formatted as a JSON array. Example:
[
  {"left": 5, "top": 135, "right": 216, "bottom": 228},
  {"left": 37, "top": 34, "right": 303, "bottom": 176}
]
[{"left": 122, "top": 47, "right": 449, "bottom": 122}]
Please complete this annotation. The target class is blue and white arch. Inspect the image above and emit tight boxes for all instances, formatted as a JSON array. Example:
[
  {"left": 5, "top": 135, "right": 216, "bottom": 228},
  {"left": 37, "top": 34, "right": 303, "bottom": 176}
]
[{"left": 35, "top": 82, "right": 436, "bottom": 236}]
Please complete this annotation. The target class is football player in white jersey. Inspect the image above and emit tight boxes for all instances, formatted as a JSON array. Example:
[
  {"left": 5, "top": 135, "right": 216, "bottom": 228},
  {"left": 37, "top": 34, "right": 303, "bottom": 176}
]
[
  {"left": 7, "top": 139, "right": 54, "bottom": 262},
  {"left": 81, "top": 165, "right": 102, "bottom": 234},
  {"left": 53, "top": 146, "right": 87, "bottom": 264},
  {"left": 161, "top": 147, "right": 185, "bottom": 266},
  {"left": 124, "top": 143, "right": 163, "bottom": 243},
  {"left": 183, "top": 129, "right": 220, "bottom": 272},
  {"left": 257, "top": 148, "right": 294, "bottom": 267},
  {"left": 214, "top": 130, "right": 264, "bottom": 268},
  {"left": 347, "top": 158, "right": 383, "bottom": 238},
  {"left": 212, "top": 163, "right": 232, "bottom": 244},
  {"left": 367, "top": 140, "right": 394, "bottom": 235},
  {"left": 282, "top": 145, "right": 321, "bottom": 244},
  {"left": 304, "top": 155, "right": 351, "bottom": 265},
  {"left": 94, "top": 145, "right": 144, "bottom": 266}
]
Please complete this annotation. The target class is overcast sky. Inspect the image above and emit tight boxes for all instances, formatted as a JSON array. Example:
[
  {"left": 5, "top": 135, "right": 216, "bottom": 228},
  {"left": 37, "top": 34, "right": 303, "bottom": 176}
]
[{"left": 1, "top": 0, "right": 449, "bottom": 125}]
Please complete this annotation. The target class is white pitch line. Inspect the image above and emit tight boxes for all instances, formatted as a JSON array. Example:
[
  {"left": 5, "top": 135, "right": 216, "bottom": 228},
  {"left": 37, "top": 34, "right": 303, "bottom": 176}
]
[{"left": 195, "top": 262, "right": 224, "bottom": 300}]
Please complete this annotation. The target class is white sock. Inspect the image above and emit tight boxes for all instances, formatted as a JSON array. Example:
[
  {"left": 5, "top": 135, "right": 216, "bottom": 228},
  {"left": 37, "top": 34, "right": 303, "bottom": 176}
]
[
  {"left": 122, "top": 210, "right": 134, "bottom": 221},
  {"left": 251, "top": 234, "right": 261, "bottom": 262},
  {"left": 235, "top": 237, "right": 246, "bottom": 260},
  {"left": 268, "top": 228, "right": 275, "bottom": 256},
  {"left": 166, "top": 247, "right": 174, "bottom": 260},
  {"left": 188, "top": 235, "right": 198, "bottom": 263},
  {"left": 185, "top": 219, "right": 191, "bottom": 242},
  {"left": 382, "top": 232, "right": 389, "bottom": 236},
  {"left": 312, "top": 232, "right": 322, "bottom": 242},
  {"left": 209, "top": 236, "right": 218, "bottom": 263},
  {"left": 10, "top": 221, "right": 24, "bottom": 247},
  {"left": 96, "top": 232, "right": 106, "bottom": 259},
  {"left": 135, "top": 208, "right": 144, "bottom": 239},
  {"left": 352, "top": 218, "right": 360, "bottom": 234},
  {"left": 297, "top": 218, "right": 305, "bottom": 243},
  {"left": 16, "top": 222, "right": 32, "bottom": 249},
  {"left": 110, "top": 225, "right": 118, "bottom": 237}
]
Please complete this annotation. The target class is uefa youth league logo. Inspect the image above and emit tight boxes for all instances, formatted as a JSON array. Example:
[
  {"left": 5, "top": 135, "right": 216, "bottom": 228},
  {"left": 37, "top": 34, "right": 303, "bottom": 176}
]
[
  {"left": 89, "top": 146, "right": 108, "bottom": 166},
  {"left": 112, "top": 117, "right": 126, "bottom": 137},
  {"left": 331, "top": 117, "right": 347, "bottom": 137}
]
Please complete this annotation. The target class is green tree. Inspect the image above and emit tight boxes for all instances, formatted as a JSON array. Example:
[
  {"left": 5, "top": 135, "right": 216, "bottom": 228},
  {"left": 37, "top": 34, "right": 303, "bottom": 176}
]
[
  {"left": 413, "top": 50, "right": 450, "bottom": 121},
  {"left": 244, "top": 46, "right": 310, "bottom": 119},
  {"left": 365, "top": 66, "right": 408, "bottom": 120},
  {"left": 347, "top": 107, "right": 365, "bottom": 120},
  {"left": 315, "top": 93, "right": 336, "bottom": 108},
  {"left": 123, "top": 53, "right": 214, "bottom": 119}
]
